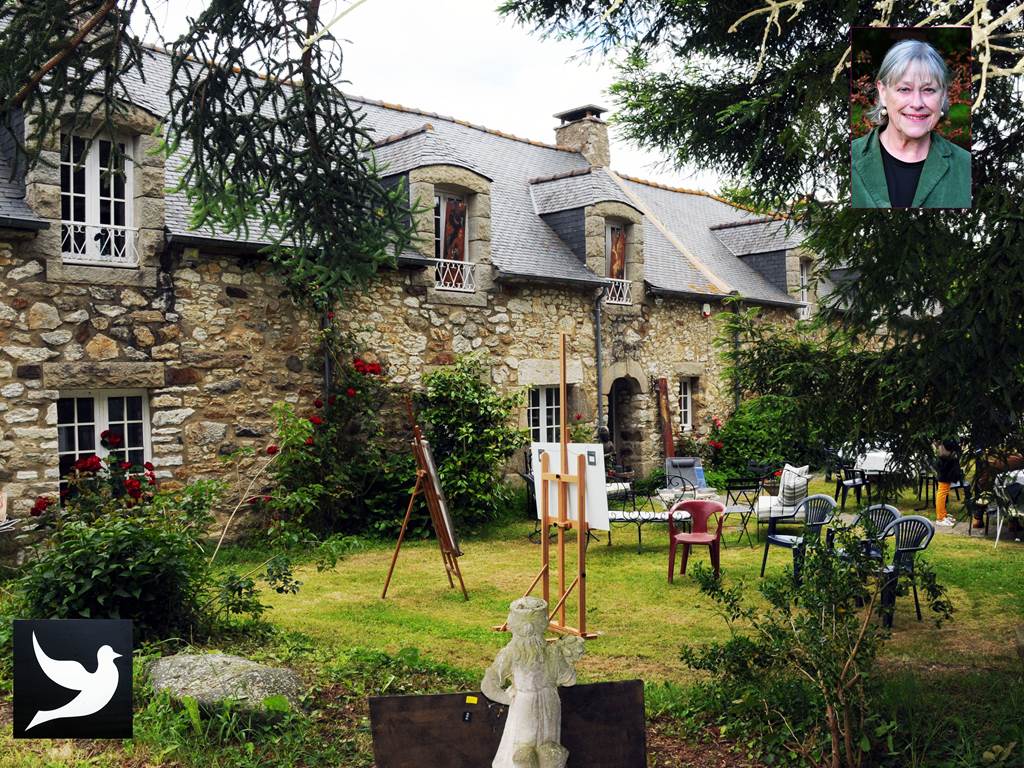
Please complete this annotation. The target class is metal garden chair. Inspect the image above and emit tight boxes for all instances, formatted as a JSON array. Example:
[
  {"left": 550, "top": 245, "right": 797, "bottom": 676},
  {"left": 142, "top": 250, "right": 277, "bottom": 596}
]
[
  {"left": 879, "top": 515, "right": 935, "bottom": 628},
  {"left": 760, "top": 494, "right": 837, "bottom": 581}
]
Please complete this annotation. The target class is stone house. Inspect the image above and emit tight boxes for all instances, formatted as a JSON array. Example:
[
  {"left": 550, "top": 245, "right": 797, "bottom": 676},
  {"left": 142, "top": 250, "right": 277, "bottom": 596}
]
[{"left": 0, "top": 46, "right": 814, "bottom": 518}]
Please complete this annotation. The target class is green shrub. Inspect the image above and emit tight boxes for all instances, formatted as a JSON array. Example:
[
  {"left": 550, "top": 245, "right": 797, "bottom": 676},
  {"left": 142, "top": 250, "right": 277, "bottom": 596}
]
[
  {"left": 417, "top": 354, "right": 528, "bottom": 529},
  {"left": 17, "top": 514, "right": 206, "bottom": 639},
  {"left": 714, "top": 395, "right": 819, "bottom": 477}
]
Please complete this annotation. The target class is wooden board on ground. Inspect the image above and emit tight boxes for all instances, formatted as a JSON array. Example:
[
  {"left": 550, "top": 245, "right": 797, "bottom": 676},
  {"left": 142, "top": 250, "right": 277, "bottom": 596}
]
[{"left": 370, "top": 680, "right": 646, "bottom": 768}]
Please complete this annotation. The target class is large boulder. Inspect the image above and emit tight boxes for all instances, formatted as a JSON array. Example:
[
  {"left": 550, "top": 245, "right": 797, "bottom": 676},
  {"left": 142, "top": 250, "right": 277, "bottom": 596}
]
[{"left": 148, "top": 653, "right": 305, "bottom": 718}]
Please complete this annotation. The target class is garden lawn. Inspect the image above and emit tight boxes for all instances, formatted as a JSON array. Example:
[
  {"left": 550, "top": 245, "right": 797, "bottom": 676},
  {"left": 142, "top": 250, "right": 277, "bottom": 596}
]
[{"left": 258, "top": 492, "right": 1023, "bottom": 683}]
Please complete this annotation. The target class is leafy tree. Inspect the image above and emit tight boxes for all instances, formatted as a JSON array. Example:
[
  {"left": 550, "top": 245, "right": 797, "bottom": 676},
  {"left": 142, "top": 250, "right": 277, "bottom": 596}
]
[
  {"left": 501, "top": 1, "right": 1024, "bottom": 468},
  {"left": 0, "top": 0, "right": 414, "bottom": 309}
]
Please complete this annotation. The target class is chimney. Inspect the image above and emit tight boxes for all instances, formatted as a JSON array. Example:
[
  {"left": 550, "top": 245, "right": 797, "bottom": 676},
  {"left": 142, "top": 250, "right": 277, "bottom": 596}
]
[{"left": 554, "top": 105, "right": 610, "bottom": 168}]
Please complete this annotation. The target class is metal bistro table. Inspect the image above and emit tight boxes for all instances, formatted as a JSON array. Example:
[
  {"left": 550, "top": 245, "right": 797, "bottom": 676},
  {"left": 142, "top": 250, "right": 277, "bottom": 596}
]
[{"left": 607, "top": 476, "right": 698, "bottom": 553}]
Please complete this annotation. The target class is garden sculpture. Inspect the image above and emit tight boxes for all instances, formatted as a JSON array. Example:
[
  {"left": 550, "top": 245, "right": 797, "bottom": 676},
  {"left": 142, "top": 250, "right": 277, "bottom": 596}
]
[{"left": 481, "top": 597, "right": 586, "bottom": 768}]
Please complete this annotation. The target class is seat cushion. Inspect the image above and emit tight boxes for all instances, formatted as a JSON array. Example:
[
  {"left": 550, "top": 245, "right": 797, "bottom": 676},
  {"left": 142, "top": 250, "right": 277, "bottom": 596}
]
[
  {"left": 755, "top": 497, "right": 806, "bottom": 521},
  {"left": 779, "top": 464, "right": 810, "bottom": 507}
]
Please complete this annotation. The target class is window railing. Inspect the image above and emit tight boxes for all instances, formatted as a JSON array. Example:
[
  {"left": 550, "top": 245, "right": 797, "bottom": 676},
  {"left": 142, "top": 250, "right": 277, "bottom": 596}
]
[
  {"left": 433, "top": 258, "right": 476, "bottom": 292},
  {"left": 61, "top": 222, "right": 140, "bottom": 268},
  {"left": 605, "top": 278, "right": 631, "bottom": 305}
]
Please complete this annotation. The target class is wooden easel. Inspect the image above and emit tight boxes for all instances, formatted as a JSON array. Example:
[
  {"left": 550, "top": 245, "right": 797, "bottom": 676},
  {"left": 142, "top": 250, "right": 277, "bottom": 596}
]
[
  {"left": 382, "top": 421, "right": 468, "bottom": 601},
  {"left": 500, "top": 334, "right": 596, "bottom": 638}
]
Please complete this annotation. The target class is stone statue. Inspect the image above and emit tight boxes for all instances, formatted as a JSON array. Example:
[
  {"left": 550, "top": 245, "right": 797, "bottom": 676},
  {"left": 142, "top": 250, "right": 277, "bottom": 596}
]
[{"left": 481, "top": 597, "right": 586, "bottom": 768}]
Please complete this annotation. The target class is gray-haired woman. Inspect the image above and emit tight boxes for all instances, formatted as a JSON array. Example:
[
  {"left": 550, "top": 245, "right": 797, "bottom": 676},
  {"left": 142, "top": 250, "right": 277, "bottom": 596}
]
[{"left": 852, "top": 38, "right": 971, "bottom": 208}]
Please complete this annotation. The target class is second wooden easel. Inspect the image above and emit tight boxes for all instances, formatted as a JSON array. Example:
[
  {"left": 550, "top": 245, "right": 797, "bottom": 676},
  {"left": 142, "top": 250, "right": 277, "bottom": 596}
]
[
  {"left": 500, "top": 333, "right": 596, "bottom": 638},
  {"left": 382, "top": 419, "right": 468, "bottom": 601}
]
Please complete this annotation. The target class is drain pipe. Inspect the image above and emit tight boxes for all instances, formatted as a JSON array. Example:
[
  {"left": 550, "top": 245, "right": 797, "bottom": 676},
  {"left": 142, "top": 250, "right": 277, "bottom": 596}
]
[{"left": 594, "top": 285, "right": 608, "bottom": 430}]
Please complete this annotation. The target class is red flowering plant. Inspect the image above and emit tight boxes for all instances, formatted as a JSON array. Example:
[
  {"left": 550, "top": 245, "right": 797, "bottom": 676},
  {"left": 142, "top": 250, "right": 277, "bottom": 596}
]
[
  {"left": 52, "top": 430, "right": 157, "bottom": 525},
  {"left": 265, "top": 331, "right": 415, "bottom": 538}
]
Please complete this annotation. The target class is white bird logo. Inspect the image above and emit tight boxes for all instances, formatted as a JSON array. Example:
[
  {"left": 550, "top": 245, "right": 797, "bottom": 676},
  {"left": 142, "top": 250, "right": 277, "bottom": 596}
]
[{"left": 26, "top": 631, "right": 123, "bottom": 730}]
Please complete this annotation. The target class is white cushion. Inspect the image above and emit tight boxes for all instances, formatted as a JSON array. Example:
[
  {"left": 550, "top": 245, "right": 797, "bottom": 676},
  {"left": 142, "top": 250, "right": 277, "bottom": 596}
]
[{"left": 779, "top": 464, "right": 810, "bottom": 507}]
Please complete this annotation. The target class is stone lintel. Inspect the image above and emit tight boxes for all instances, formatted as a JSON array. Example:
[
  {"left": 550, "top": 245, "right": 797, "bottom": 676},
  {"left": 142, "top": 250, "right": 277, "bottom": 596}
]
[
  {"left": 518, "top": 358, "right": 584, "bottom": 387},
  {"left": 675, "top": 362, "right": 704, "bottom": 378},
  {"left": 42, "top": 361, "right": 165, "bottom": 389}
]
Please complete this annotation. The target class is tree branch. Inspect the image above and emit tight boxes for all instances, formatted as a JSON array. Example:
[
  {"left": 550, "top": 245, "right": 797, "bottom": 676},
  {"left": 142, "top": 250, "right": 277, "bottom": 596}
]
[{"left": 10, "top": 0, "right": 120, "bottom": 109}]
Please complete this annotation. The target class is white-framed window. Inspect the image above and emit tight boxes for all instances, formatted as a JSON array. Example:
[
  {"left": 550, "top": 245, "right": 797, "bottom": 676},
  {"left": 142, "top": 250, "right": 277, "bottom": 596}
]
[
  {"left": 60, "top": 134, "right": 137, "bottom": 267},
  {"left": 678, "top": 378, "right": 693, "bottom": 432},
  {"left": 528, "top": 386, "right": 561, "bottom": 443},
  {"left": 798, "top": 259, "right": 811, "bottom": 319},
  {"left": 57, "top": 390, "right": 151, "bottom": 488}
]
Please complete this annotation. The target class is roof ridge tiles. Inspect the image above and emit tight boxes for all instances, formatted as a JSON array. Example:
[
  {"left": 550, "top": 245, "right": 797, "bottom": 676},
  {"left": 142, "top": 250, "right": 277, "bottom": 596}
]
[
  {"left": 709, "top": 216, "right": 781, "bottom": 230},
  {"left": 528, "top": 167, "right": 593, "bottom": 185},
  {"left": 372, "top": 124, "right": 434, "bottom": 148},
  {"left": 614, "top": 172, "right": 788, "bottom": 220}
]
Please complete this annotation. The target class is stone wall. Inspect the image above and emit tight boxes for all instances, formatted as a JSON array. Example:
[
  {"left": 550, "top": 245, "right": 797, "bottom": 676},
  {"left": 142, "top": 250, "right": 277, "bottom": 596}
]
[{"left": 0, "top": 240, "right": 321, "bottom": 516}]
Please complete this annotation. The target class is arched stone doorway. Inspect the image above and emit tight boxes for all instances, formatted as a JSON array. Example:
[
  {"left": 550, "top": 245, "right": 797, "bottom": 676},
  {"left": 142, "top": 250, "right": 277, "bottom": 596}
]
[{"left": 608, "top": 376, "right": 643, "bottom": 473}]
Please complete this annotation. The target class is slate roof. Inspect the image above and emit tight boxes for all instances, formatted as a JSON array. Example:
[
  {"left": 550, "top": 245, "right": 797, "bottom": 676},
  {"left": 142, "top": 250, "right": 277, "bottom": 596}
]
[
  {"left": 0, "top": 41, "right": 804, "bottom": 304},
  {"left": 616, "top": 176, "right": 799, "bottom": 305},
  {"left": 710, "top": 217, "right": 804, "bottom": 257},
  {"left": 528, "top": 167, "right": 639, "bottom": 216},
  {"left": 373, "top": 124, "right": 491, "bottom": 180}
]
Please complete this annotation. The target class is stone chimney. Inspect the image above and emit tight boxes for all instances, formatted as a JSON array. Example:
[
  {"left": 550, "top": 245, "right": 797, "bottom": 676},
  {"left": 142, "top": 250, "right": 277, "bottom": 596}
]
[{"left": 554, "top": 105, "right": 610, "bottom": 168}]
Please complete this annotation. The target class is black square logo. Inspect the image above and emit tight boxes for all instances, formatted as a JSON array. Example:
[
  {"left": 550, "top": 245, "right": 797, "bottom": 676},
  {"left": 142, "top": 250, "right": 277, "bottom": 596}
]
[{"left": 13, "top": 619, "right": 133, "bottom": 739}]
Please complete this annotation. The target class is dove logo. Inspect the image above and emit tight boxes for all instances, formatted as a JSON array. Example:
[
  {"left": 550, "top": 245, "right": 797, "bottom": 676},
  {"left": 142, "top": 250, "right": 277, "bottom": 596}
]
[{"left": 13, "top": 619, "right": 133, "bottom": 738}]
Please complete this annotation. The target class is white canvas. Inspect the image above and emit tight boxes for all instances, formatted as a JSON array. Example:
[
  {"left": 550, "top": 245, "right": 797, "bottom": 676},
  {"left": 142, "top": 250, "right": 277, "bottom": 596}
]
[{"left": 530, "top": 443, "right": 610, "bottom": 531}]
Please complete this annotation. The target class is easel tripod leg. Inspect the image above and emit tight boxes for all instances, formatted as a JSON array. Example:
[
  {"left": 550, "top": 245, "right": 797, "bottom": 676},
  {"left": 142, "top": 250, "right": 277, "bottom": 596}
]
[{"left": 381, "top": 472, "right": 423, "bottom": 599}]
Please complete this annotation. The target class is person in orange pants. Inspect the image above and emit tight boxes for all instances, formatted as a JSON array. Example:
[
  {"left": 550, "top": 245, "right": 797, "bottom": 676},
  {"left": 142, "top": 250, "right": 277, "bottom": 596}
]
[{"left": 935, "top": 439, "right": 960, "bottom": 527}]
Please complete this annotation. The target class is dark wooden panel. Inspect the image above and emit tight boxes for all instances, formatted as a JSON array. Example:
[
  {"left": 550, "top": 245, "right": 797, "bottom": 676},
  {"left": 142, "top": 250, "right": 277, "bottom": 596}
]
[{"left": 369, "top": 680, "right": 646, "bottom": 768}]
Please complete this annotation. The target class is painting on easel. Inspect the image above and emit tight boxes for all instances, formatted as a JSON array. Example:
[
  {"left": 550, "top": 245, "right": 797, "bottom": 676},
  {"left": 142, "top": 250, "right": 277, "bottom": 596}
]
[{"left": 382, "top": 423, "right": 468, "bottom": 601}]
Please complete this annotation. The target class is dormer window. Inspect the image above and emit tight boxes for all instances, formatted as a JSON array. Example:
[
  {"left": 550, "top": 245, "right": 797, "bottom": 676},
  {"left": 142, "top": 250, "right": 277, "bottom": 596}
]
[
  {"left": 60, "top": 135, "right": 137, "bottom": 268},
  {"left": 605, "top": 221, "right": 630, "bottom": 305},
  {"left": 433, "top": 191, "right": 472, "bottom": 291}
]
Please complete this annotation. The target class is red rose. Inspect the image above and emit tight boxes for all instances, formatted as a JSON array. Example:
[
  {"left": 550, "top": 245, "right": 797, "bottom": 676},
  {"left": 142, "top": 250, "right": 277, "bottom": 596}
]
[
  {"left": 574, "top": 413, "right": 582, "bottom": 421},
  {"left": 124, "top": 477, "right": 141, "bottom": 491},
  {"left": 120, "top": 461, "right": 132, "bottom": 470},
  {"left": 100, "top": 429, "right": 111, "bottom": 439},
  {"left": 75, "top": 455, "right": 102, "bottom": 473},
  {"left": 105, "top": 433, "right": 122, "bottom": 447},
  {"left": 266, "top": 445, "right": 279, "bottom": 455},
  {"left": 144, "top": 461, "right": 154, "bottom": 471},
  {"left": 305, "top": 437, "right": 314, "bottom": 446},
  {"left": 346, "top": 387, "right": 356, "bottom": 398},
  {"left": 314, "top": 398, "right": 323, "bottom": 408},
  {"left": 309, "top": 415, "right": 323, "bottom": 426},
  {"left": 327, "top": 311, "right": 335, "bottom": 320},
  {"left": 370, "top": 363, "right": 382, "bottom": 375},
  {"left": 31, "top": 496, "right": 51, "bottom": 516},
  {"left": 773, "top": 469, "right": 783, "bottom": 477}
]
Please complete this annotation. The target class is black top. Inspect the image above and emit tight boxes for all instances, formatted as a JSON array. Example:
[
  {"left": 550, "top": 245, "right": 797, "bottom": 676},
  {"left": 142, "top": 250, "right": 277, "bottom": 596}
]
[{"left": 879, "top": 132, "right": 926, "bottom": 208}]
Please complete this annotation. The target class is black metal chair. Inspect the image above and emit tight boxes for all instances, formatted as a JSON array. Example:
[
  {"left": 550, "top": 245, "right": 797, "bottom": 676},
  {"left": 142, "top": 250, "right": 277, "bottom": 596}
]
[
  {"left": 879, "top": 515, "right": 935, "bottom": 628},
  {"left": 722, "top": 476, "right": 763, "bottom": 548},
  {"left": 760, "top": 494, "right": 837, "bottom": 580},
  {"left": 837, "top": 467, "right": 871, "bottom": 510}
]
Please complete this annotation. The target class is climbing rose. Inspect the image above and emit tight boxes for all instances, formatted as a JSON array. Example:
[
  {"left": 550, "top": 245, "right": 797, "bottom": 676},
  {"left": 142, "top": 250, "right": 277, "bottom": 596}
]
[
  {"left": 314, "top": 398, "right": 324, "bottom": 408},
  {"left": 74, "top": 455, "right": 102, "bottom": 473},
  {"left": 30, "top": 496, "right": 51, "bottom": 516},
  {"left": 266, "top": 445, "right": 279, "bottom": 455},
  {"left": 144, "top": 461, "right": 154, "bottom": 471},
  {"left": 346, "top": 387, "right": 357, "bottom": 397},
  {"left": 120, "top": 461, "right": 132, "bottom": 470},
  {"left": 310, "top": 415, "right": 324, "bottom": 426},
  {"left": 305, "top": 437, "right": 315, "bottom": 446}
]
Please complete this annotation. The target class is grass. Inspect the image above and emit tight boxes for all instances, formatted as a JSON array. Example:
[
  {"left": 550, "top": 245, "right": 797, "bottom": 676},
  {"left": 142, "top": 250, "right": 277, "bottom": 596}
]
[{"left": 255, "top": 478, "right": 1023, "bottom": 684}]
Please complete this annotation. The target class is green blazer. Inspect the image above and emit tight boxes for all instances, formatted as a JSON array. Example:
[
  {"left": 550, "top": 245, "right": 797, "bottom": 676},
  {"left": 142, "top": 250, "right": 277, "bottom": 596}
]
[{"left": 851, "top": 127, "right": 971, "bottom": 208}]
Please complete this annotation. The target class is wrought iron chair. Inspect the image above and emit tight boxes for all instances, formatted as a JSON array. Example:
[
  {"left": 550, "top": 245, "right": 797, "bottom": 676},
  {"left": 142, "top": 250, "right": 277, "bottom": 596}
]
[
  {"left": 667, "top": 499, "right": 725, "bottom": 581},
  {"left": 722, "top": 476, "right": 762, "bottom": 548},
  {"left": 879, "top": 515, "right": 935, "bottom": 628},
  {"left": 760, "top": 494, "right": 837, "bottom": 580}
]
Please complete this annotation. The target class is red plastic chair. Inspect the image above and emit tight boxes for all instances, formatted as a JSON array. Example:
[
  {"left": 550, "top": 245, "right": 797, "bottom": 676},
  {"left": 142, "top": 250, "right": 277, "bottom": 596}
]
[{"left": 668, "top": 499, "right": 726, "bottom": 581}]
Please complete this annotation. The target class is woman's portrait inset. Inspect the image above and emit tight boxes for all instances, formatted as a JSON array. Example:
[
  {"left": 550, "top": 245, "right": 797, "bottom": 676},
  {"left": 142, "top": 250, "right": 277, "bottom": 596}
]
[{"left": 851, "top": 29, "right": 971, "bottom": 209}]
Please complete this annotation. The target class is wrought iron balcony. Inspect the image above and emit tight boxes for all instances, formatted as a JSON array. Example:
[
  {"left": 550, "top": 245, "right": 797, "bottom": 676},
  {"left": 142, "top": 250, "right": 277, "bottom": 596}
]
[
  {"left": 433, "top": 258, "right": 476, "bottom": 292},
  {"left": 605, "top": 278, "right": 631, "bottom": 305},
  {"left": 61, "top": 222, "right": 140, "bottom": 268}
]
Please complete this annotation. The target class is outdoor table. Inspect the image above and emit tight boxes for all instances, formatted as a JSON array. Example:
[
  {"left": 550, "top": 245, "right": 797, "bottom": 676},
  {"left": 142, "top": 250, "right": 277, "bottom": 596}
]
[{"left": 607, "top": 506, "right": 691, "bottom": 554}]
